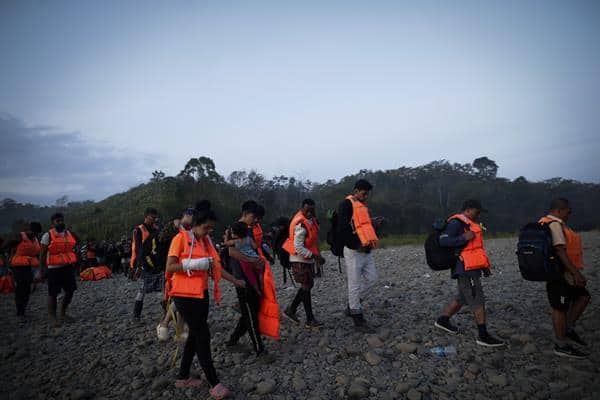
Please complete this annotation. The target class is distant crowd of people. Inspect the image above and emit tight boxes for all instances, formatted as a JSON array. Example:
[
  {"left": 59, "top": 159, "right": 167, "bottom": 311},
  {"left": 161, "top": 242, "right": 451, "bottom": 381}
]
[{"left": 0, "top": 179, "right": 592, "bottom": 399}]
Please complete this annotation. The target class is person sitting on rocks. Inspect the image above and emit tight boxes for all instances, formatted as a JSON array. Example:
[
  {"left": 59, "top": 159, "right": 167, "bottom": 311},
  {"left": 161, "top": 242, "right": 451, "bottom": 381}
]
[
  {"left": 282, "top": 198, "right": 326, "bottom": 328},
  {"left": 434, "top": 199, "right": 505, "bottom": 347},
  {"left": 539, "top": 197, "right": 591, "bottom": 359}
]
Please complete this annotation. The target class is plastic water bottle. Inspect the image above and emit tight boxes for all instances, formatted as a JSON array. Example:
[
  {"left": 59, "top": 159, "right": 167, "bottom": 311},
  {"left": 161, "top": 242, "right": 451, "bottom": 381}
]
[{"left": 429, "top": 345, "right": 457, "bottom": 357}]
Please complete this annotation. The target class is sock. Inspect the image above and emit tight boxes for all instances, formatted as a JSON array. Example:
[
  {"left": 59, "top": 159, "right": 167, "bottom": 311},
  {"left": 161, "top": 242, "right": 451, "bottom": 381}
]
[
  {"left": 438, "top": 315, "right": 450, "bottom": 325},
  {"left": 477, "top": 324, "right": 488, "bottom": 339}
]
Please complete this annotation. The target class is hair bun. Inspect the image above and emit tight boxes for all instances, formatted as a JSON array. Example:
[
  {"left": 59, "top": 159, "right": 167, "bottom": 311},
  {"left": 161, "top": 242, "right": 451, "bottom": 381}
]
[{"left": 195, "top": 199, "right": 212, "bottom": 212}]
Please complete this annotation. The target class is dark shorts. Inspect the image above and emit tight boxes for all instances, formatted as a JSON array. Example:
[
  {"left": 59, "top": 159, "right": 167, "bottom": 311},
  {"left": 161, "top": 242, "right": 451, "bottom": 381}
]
[
  {"left": 455, "top": 276, "right": 485, "bottom": 308},
  {"left": 47, "top": 265, "right": 77, "bottom": 297},
  {"left": 546, "top": 278, "right": 590, "bottom": 312},
  {"left": 140, "top": 270, "right": 164, "bottom": 293},
  {"left": 291, "top": 262, "right": 315, "bottom": 290}
]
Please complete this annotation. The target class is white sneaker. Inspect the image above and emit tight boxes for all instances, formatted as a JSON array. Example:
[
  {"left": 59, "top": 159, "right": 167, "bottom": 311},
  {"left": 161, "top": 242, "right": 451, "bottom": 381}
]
[{"left": 156, "top": 324, "right": 169, "bottom": 341}]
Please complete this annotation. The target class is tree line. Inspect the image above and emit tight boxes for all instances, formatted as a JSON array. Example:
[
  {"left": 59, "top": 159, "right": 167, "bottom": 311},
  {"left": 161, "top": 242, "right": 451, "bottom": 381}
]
[{"left": 1, "top": 156, "right": 599, "bottom": 242}]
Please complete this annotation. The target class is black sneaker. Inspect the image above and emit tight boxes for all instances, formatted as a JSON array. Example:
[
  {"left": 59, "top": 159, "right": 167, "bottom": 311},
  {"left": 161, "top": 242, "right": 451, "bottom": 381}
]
[
  {"left": 256, "top": 350, "right": 276, "bottom": 364},
  {"left": 305, "top": 319, "right": 324, "bottom": 328},
  {"left": 283, "top": 307, "right": 300, "bottom": 324},
  {"left": 566, "top": 329, "right": 587, "bottom": 346},
  {"left": 353, "top": 316, "right": 376, "bottom": 334},
  {"left": 554, "top": 343, "right": 587, "bottom": 359},
  {"left": 476, "top": 334, "right": 505, "bottom": 348},
  {"left": 434, "top": 318, "right": 459, "bottom": 334}
]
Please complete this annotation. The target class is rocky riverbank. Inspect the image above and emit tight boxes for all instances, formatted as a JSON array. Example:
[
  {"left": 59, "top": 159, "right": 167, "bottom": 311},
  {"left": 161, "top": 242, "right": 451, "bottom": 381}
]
[{"left": 1, "top": 233, "right": 599, "bottom": 399}]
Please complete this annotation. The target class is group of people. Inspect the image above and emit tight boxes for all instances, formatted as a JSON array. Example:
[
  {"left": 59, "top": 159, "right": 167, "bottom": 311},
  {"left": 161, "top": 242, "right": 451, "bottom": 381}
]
[{"left": 0, "top": 179, "right": 593, "bottom": 399}]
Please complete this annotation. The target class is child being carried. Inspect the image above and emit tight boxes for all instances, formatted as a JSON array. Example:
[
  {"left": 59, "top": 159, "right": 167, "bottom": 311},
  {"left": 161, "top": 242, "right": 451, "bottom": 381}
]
[{"left": 227, "top": 222, "right": 264, "bottom": 296}]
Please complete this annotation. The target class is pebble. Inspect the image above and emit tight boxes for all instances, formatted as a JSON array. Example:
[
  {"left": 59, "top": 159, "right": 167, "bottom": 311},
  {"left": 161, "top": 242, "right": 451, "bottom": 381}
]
[
  {"left": 347, "top": 382, "right": 369, "bottom": 399},
  {"left": 364, "top": 351, "right": 382, "bottom": 365},
  {"left": 489, "top": 374, "right": 508, "bottom": 386},
  {"left": 255, "top": 379, "right": 276, "bottom": 395},
  {"left": 396, "top": 342, "right": 418, "bottom": 353},
  {"left": 407, "top": 388, "right": 422, "bottom": 400}
]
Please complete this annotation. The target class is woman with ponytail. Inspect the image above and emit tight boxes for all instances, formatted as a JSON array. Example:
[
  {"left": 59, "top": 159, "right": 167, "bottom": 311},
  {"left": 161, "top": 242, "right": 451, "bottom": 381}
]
[{"left": 166, "top": 201, "right": 245, "bottom": 399}]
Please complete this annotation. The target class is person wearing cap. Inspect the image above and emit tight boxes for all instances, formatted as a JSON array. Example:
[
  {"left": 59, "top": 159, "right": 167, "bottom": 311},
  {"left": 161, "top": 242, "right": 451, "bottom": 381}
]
[{"left": 434, "top": 199, "right": 505, "bottom": 347}]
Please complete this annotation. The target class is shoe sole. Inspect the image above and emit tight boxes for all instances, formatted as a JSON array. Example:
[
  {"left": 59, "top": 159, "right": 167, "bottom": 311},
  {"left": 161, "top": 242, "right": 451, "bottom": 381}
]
[
  {"left": 434, "top": 322, "right": 458, "bottom": 334},
  {"left": 567, "top": 338, "right": 587, "bottom": 347},
  {"left": 305, "top": 323, "right": 324, "bottom": 329},
  {"left": 475, "top": 339, "right": 505, "bottom": 348},
  {"left": 282, "top": 312, "right": 300, "bottom": 325},
  {"left": 553, "top": 349, "right": 587, "bottom": 359}
]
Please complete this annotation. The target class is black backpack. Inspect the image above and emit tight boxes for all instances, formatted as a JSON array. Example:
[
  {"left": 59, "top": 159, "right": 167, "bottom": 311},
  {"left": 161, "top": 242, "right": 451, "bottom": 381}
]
[
  {"left": 142, "top": 228, "right": 167, "bottom": 273},
  {"left": 424, "top": 218, "right": 464, "bottom": 271},
  {"left": 326, "top": 209, "right": 344, "bottom": 258},
  {"left": 516, "top": 222, "right": 563, "bottom": 281}
]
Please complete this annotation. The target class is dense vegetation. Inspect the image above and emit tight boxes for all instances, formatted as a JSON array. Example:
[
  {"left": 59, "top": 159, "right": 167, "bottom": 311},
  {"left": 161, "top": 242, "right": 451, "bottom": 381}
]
[{"left": 2, "top": 156, "right": 599, "bottom": 241}]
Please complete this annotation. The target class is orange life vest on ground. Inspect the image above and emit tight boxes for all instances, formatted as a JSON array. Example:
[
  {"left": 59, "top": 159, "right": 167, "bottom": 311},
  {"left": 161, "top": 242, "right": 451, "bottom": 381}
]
[
  {"left": 168, "top": 231, "right": 222, "bottom": 304},
  {"left": 346, "top": 195, "right": 379, "bottom": 248},
  {"left": 539, "top": 216, "right": 584, "bottom": 269},
  {"left": 130, "top": 224, "right": 152, "bottom": 268},
  {"left": 258, "top": 261, "right": 280, "bottom": 339},
  {"left": 447, "top": 214, "right": 490, "bottom": 271},
  {"left": 80, "top": 265, "right": 112, "bottom": 281},
  {"left": 11, "top": 232, "right": 41, "bottom": 267},
  {"left": 47, "top": 229, "right": 77, "bottom": 266},
  {"left": 282, "top": 211, "right": 320, "bottom": 258}
]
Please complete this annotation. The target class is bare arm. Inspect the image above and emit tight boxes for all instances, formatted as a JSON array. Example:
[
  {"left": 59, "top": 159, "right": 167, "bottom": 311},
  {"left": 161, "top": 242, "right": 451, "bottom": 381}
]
[
  {"left": 166, "top": 255, "right": 184, "bottom": 273},
  {"left": 555, "top": 245, "right": 586, "bottom": 286},
  {"left": 220, "top": 268, "right": 246, "bottom": 288}
]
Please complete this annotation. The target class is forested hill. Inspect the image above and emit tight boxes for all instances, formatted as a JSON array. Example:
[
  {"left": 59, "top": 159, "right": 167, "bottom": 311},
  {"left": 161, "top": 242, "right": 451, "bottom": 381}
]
[{"left": 1, "top": 156, "right": 599, "bottom": 241}]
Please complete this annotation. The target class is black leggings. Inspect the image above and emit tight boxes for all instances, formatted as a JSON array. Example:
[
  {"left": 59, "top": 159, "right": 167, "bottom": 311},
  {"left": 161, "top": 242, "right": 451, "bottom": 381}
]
[
  {"left": 13, "top": 267, "right": 33, "bottom": 316},
  {"left": 229, "top": 287, "right": 264, "bottom": 355},
  {"left": 174, "top": 294, "right": 219, "bottom": 387}
]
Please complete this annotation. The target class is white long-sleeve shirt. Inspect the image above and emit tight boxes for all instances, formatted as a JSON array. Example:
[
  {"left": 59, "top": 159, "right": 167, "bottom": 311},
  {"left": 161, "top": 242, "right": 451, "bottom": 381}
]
[{"left": 289, "top": 222, "right": 315, "bottom": 264}]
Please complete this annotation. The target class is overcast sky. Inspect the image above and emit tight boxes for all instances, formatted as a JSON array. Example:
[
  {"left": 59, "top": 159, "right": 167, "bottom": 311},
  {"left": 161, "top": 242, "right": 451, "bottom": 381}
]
[{"left": 1, "top": 0, "right": 599, "bottom": 204}]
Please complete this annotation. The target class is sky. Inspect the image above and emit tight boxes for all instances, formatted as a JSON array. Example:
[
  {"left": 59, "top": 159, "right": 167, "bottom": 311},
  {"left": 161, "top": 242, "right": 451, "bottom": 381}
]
[{"left": 1, "top": 0, "right": 599, "bottom": 204}]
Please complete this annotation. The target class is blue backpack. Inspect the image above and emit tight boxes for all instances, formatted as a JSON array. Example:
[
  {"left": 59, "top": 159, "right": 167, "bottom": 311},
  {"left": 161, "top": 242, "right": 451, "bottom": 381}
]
[{"left": 516, "top": 222, "right": 563, "bottom": 281}]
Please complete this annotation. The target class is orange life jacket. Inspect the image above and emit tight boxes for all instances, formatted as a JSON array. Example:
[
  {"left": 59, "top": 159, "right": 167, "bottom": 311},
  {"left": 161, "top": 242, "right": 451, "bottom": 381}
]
[
  {"left": 447, "top": 214, "right": 490, "bottom": 271},
  {"left": 282, "top": 211, "right": 320, "bottom": 259},
  {"left": 539, "top": 216, "right": 584, "bottom": 269},
  {"left": 0, "top": 275, "right": 14, "bottom": 294},
  {"left": 130, "top": 224, "right": 153, "bottom": 268},
  {"left": 252, "top": 223, "right": 264, "bottom": 257},
  {"left": 168, "top": 231, "right": 222, "bottom": 304},
  {"left": 258, "top": 261, "right": 280, "bottom": 339},
  {"left": 11, "top": 232, "right": 41, "bottom": 267},
  {"left": 346, "top": 195, "right": 379, "bottom": 248},
  {"left": 47, "top": 229, "right": 78, "bottom": 266}
]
